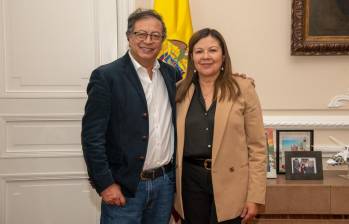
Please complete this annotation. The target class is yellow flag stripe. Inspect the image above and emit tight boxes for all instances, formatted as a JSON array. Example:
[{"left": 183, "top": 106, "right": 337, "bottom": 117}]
[{"left": 154, "top": 0, "right": 193, "bottom": 78}]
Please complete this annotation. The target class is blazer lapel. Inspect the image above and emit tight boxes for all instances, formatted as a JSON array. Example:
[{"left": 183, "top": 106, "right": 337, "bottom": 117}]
[
  {"left": 159, "top": 64, "right": 175, "bottom": 110},
  {"left": 177, "top": 84, "right": 195, "bottom": 167},
  {"left": 122, "top": 53, "right": 148, "bottom": 106},
  {"left": 212, "top": 91, "right": 234, "bottom": 165}
]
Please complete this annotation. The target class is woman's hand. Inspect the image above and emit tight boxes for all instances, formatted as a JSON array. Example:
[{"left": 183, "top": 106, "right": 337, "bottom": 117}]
[{"left": 240, "top": 202, "right": 258, "bottom": 223}]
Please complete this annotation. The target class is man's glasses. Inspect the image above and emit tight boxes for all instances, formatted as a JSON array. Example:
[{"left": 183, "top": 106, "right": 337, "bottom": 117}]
[{"left": 132, "top": 31, "right": 164, "bottom": 42}]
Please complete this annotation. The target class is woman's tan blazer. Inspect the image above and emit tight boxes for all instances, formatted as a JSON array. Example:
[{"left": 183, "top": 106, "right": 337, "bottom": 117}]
[{"left": 174, "top": 75, "right": 267, "bottom": 222}]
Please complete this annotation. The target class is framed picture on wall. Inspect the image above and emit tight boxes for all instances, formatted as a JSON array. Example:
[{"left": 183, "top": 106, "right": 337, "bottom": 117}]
[
  {"left": 291, "top": 0, "right": 349, "bottom": 55},
  {"left": 265, "top": 128, "right": 277, "bottom": 178},
  {"left": 276, "top": 130, "right": 314, "bottom": 174},
  {"left": 285, "top": 151, "right": 323, "bottom": 180}
]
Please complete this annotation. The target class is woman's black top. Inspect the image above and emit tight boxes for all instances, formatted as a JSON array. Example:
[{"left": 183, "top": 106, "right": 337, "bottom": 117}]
[{"left": 183, "top": 80, "right": 217, "bottom": 159}]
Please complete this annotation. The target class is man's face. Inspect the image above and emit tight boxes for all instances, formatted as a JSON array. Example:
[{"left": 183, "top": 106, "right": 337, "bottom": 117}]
[{"left": 128, "top": 17, "right": 164, "bottom": 67}]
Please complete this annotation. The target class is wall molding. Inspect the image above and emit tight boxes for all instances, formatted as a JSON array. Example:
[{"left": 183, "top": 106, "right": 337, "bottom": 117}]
[
  {"left": 116, "top": 0, "right": 135, "bottom": 57},
  {"left": 263, "top": 115, "right": 349, "bottom": 128},
  {"left": 0, "top": 172, "right": 88, "bottom": 180},
  {"left": 1, "top": 113, "right": 82, "bottom": 121},
  {"left": 0, "top": 114, "right": 83, "bottom": 158}
]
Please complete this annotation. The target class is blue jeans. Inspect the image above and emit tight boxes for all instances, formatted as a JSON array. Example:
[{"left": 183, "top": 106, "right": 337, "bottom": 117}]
[{"left": 100, "top": 170, "right": 175, "bottom": 224}]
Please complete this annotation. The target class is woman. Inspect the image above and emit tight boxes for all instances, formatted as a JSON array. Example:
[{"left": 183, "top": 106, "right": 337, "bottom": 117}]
[{"left": 174, "top": 28, "right": 266, "bottom": 224}]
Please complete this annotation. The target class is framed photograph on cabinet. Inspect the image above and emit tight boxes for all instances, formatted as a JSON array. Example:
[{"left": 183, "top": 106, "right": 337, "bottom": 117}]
[
  {"left": 265, "top": 128, "right": 277, "bottom": 178},
  {"left": 276, "top": 130, "right": 314, "bottom": 174},
  {"left": 285, "top": 151, "right": 323, "bottom": 180},
  {"left": 291, "top": 0, "right": 349, "bottom": 55}
]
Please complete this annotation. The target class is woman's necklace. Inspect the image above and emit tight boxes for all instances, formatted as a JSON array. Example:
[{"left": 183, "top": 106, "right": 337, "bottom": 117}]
[
  {"left": 201, "top": 85, "right": 214, "bottom": 98},
  {"left": 202, "top": 91, "right": 212, "bottom": 100},
  {"left": 201, "top": 87, "right": 214, "bottom": 110}
]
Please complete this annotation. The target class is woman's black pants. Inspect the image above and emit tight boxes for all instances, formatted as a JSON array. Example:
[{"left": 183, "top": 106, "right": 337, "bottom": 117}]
[{"left": 181, "top": 161, "right": 242, "bottom": 224}]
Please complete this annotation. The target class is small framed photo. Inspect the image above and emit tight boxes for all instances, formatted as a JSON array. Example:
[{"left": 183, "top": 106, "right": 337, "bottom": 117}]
[
  {"left": 276, "top": 130, "right": 314, "bottom": 174},
  {"left": 265, "top": 128, "right": 277, "bottom": 178},
  {"left": 285, "top": 151, "right": 323, "bottom": 180}
]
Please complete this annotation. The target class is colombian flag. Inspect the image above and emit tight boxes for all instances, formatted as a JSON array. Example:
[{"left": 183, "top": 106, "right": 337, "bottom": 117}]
[{"left": 154, "top": 0, "right": 193, "bottom": 79}]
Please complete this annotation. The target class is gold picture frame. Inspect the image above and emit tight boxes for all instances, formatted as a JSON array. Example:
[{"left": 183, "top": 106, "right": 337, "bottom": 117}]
[{"left": 291, "top": 0, "right": 349, "bottom": 55}]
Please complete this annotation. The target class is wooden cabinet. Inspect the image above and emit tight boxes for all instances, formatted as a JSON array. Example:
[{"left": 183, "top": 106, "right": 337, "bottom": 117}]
[{"left": 254, "top": 171, "right": 349, "bottom": 224}]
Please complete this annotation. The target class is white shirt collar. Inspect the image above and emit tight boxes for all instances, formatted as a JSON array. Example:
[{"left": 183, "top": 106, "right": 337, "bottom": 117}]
[{"left": 128, "top": 51, "right": 160, "bottom": 73}]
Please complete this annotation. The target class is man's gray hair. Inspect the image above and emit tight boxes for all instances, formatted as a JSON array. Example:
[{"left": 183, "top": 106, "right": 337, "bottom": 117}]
[{"left": 126, "top": 8, "right": 167, "bottom": 40}]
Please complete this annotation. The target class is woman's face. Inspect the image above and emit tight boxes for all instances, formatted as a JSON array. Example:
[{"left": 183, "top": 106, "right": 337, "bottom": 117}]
[{"left": 192, "top": 35, "right": 224, "bottom": 79}]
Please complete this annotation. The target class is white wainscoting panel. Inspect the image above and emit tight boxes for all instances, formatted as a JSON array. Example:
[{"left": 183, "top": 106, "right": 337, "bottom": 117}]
[
  {"left": 2, "top": 0, "right": 97, "bottom": 96},
  {"left": 0, "top": 115, "right": 82, "bottom": 158},
  {"left": 0, "top": 0, "right": 120, "bottom": 98},
  {"left": 0, "top": 173, "right": 100, "bottom": 224},
  {"left": 0, "top": 0, "right": 123, "bottom": 222}
]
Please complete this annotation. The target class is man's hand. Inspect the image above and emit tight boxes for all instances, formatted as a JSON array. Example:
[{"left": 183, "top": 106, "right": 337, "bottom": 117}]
[
  {"left": 240, "top": 202, "right": 258, "bottom": 223},
  {"left": 100, "top": 183, "right": 126, "bottom": 206}
]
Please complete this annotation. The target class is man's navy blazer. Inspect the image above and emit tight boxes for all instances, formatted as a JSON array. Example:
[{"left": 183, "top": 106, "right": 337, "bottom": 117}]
[{"left": 81, "top": 52, "right": 179, "bottom": 196}]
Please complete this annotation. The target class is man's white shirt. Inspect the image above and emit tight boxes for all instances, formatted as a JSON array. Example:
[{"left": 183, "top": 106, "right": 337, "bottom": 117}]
[{"left": 129, "top": 52, "right": 174, "bottom": 170}]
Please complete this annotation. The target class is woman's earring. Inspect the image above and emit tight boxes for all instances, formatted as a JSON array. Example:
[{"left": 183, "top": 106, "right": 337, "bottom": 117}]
[
  {"left": 194, "top": 69, "right": 197, "bottom": 73},
  {"left": 221, "top": 66, "right": 224, "bottom": 71}
]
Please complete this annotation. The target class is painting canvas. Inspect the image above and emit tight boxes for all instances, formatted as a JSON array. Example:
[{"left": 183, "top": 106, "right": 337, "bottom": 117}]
[{"left": 308, "top": 0, "right": 349, "bottom": 36}]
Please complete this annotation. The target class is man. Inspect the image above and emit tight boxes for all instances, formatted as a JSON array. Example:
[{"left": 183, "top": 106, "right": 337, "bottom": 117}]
[
  {"left": 81, "top": 9, "right": 179, "bottom": 224},
  {"left": 292, "top": 158, "right": 300, "bottom": 174}
]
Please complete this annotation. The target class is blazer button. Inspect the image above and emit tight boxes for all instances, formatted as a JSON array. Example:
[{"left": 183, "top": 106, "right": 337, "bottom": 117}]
[
  {"left": 142, "top": 113, "right": 148, "bottom": 119},
  {"left": 229, "top": 167, "right": 235, "bottom": 172},
  {"left": 142, "top": 135, "right": 148, "bottom": 141}
]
